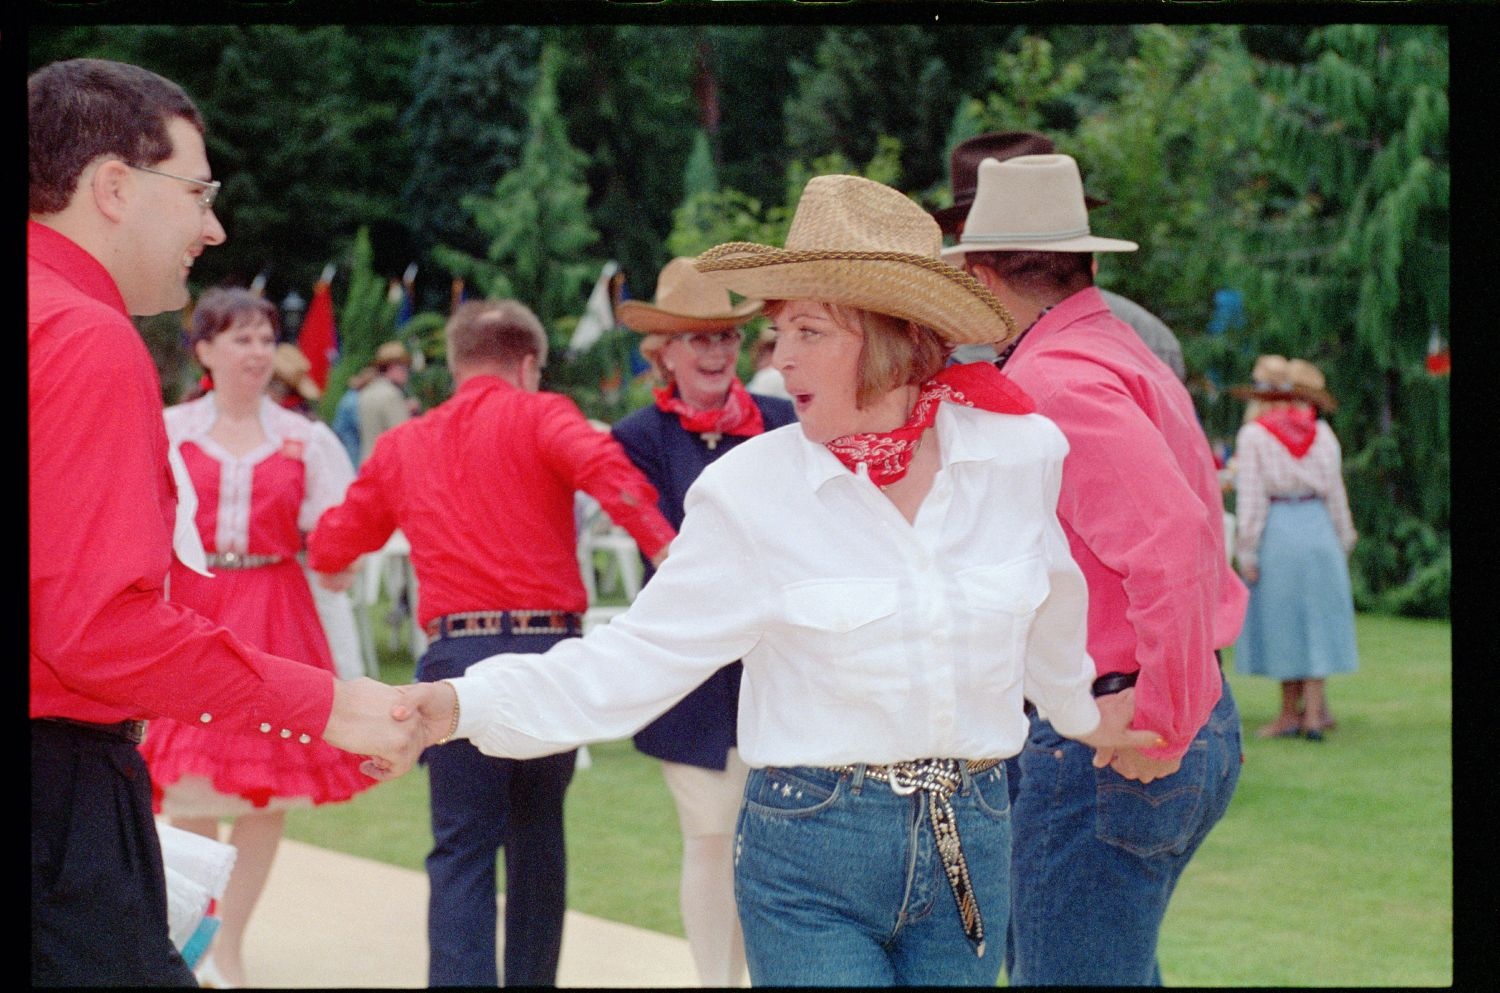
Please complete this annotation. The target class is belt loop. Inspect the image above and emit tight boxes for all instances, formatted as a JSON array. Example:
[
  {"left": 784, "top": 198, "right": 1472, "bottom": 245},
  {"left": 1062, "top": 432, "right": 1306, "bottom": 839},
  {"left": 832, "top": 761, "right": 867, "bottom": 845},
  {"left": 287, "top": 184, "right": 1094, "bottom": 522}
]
[
  {"left": 958, "top": 759, "right": 974, "bottom": 792},
  {"left": 850, "top": 763, "right": 866, "bottom": 795}
]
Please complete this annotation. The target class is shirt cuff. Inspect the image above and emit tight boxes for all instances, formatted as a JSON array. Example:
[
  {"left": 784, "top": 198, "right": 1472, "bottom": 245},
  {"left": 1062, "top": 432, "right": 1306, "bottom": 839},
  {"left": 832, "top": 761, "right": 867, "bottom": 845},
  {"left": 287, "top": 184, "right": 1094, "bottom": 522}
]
[{"left": 1038, "top": 691, "right": 1100, "bottom": 740}]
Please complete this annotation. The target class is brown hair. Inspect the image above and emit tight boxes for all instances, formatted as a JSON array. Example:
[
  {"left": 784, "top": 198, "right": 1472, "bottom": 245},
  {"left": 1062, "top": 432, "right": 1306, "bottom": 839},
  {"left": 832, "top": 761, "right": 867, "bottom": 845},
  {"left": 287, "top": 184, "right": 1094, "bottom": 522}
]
[
  {"left": 962, "top": 250, "right": 1093, "bottom": 300},
  {"left": 29, "top": 58, "right": 206, "bottom": 216},
  {"left": 190, "top": 287, "right": 280, "bottom": 346},
  {"left": 445, "top": 299, "right": 548, "bottom": 371},
  {"left": 763, "top": 300, "right": 949, "bottom": 408}
]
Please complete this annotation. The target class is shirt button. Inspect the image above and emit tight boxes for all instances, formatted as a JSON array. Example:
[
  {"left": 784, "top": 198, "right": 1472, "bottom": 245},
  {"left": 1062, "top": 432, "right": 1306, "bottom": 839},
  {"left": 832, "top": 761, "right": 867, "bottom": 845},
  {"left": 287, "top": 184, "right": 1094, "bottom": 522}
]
[
  {"left": 260, "top": 722, "right": 272, "bottom": 733},
  {"left": 280, "top": 728, "right": 292, "bottom": 738},
  {"left": 199, "top": 713, "right": 212, "bottom": 723},
  {"left": 299, "top": 734, "right": 312, "bottom": 744}
]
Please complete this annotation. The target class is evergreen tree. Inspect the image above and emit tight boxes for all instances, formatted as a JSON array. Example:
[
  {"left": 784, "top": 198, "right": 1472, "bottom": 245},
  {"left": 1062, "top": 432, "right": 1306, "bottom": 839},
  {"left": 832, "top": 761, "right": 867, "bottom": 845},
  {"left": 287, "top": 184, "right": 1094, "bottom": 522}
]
[{"left": 1232, "top": 25, "right": 1449, "bottom": 616}]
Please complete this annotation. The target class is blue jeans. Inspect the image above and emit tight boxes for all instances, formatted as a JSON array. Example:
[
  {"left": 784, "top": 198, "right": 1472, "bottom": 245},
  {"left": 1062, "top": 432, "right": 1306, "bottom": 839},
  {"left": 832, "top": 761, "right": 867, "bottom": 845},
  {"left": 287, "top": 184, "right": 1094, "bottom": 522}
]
[
  {"left": 419, "top": 632, "right": 577, "bottom": 987},
  {"left": 734, "top": 762, "right": 1011, "bottom": 987},
  {"left": 1006, "top": 672, "right": 1242, "bottom": 986}
]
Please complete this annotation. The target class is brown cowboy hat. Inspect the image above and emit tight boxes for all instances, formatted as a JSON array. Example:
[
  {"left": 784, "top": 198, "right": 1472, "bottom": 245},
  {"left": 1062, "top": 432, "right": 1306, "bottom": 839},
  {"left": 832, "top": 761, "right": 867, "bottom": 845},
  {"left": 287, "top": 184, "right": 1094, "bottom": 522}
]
[
  {"left": 272, "top": 343, "right": 321, "bottom": 402},
  {"left": 931, "top": 130, "right": 1107, "bottom": 235},
  {"left": 1287, "top": 358, "right": 1338, "bottom": 412},
  {"left": 614, "top": 257, "right": 763, "bottom": 335},
  {"left": 695, "top": 174, "right": 1018, "bottom": 346},
  {"left": 1228, "top": 353, "right": 1294, "bottom": 402}
]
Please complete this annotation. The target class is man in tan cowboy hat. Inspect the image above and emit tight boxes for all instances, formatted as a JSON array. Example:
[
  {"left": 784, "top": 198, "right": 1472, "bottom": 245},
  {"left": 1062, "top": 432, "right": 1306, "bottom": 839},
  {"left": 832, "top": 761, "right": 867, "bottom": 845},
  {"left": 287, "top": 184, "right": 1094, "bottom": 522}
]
[
  {"left": 934, "top": 132, "right": 1186, "bottom": 381},
  {"left": 357, "top": 339, "right": 413, "bottom": 463},
  {"left": 946, "top": 153, "right": 1249, "bottom": 986}
]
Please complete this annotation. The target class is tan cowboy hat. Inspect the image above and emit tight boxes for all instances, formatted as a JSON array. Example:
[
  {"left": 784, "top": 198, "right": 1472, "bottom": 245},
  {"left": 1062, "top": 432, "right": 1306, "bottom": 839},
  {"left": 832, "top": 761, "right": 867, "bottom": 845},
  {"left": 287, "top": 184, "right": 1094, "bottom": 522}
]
[
  {"left": 1229, "top": 354, "right": 1294, "bottom": 402},
  {"left": 614, "top": 257, "right": 763, "bottom": 335},
  {"left": 694, "top": 174, "right": 1018, "bottom": 346},
  {"left": 272, "top": 343, "right": 321, "bottom": 402},
  {"left": 931, "top": 131, "right": 1105, "bottom": 235},
  {"left": 941, "top": 155, "right": 1139, "bottom": 259},
  {"left": 1287, "top": 357, "right": 1338, "bottom": 412},
  {"left": 374, "top": 340, "right": 411, "bottom": 366}
]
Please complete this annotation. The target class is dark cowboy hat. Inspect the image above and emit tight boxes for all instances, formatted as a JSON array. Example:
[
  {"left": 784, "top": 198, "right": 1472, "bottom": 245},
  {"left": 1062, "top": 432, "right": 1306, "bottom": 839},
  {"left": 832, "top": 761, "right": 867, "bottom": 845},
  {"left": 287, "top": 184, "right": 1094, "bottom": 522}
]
[{"left": 931, "top": 131, "right": 1107, "bottom": 235}]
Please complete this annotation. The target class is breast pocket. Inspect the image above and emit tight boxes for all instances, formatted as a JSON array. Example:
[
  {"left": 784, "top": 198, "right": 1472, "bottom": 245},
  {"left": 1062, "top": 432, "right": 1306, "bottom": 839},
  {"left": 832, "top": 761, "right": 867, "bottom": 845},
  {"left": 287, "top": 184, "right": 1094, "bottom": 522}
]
[
  {"left": 781, "top": 577, "right": 906, "bottom": 703},
  {"left": 956, "top": 554, "right": 1050, "bottom": 672}
]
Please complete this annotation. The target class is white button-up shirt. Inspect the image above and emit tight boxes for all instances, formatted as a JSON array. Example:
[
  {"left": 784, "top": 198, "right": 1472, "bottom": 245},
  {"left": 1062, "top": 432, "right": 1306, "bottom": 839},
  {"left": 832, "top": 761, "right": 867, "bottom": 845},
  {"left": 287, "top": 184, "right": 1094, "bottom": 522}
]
[{"left": 452, "top": 402, "right": 1100, "bottom": 767}]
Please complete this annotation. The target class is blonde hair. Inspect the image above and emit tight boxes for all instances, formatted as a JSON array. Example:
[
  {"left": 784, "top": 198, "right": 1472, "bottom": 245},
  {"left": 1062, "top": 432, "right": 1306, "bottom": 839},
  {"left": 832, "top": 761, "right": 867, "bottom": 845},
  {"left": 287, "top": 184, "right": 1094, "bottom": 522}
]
[
  {"left": 763, "top": 300, "right": 950, "bottom": 407},
  {"left": 638, "top": 332, "right": 673, "bottom": 384}
]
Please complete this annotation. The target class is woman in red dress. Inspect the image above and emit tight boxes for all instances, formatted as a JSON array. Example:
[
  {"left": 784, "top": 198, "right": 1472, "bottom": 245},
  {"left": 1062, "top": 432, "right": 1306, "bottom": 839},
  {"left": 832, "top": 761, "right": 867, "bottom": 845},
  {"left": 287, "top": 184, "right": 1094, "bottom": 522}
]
[{"left": 140, "top": 287, "right": 374, "bottom": 987}]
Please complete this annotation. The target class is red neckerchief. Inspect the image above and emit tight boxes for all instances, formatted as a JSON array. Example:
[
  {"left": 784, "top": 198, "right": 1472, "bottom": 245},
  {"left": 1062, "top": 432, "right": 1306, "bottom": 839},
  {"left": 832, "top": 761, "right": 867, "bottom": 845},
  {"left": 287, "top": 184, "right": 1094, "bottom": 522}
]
[
  {"left": 1256, "top": 406, "right": 1317, "bottom": 459},
  {"left": 653, "top": 377, "right": 765, "bottom": 446},
  {"left": 825, "top": 362, "right": 1036, "bottom": 488}
]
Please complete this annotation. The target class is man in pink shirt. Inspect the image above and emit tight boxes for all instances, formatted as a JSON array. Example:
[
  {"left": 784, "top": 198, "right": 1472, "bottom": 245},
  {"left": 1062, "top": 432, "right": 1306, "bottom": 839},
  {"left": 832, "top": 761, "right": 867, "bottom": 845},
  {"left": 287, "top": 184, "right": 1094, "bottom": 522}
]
[
  {"left": 29, "top": 59, "right": 421, "bottom": 985},
  {"left": 945, "top": 153, "right": 1249, "bottom": 985},
  {"left": 307, "top": 298, "right": 675, "bottom": 986}
]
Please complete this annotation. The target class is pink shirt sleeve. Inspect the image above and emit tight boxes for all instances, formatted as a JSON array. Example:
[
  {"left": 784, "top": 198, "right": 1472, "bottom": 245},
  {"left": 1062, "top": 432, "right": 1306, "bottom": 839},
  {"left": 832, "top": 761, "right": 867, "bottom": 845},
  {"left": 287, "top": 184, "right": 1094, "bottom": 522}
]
[{"left": 1044, "top": 379, "right": 1225, "bottom": 759}]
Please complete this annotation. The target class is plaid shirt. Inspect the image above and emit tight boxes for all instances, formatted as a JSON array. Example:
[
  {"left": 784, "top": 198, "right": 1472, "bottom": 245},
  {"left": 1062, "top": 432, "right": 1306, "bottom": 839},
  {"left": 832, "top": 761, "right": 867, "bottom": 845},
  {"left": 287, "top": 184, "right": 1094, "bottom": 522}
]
[{"left": 1231, "top": 418, "right": 1357, "bottom": 569}]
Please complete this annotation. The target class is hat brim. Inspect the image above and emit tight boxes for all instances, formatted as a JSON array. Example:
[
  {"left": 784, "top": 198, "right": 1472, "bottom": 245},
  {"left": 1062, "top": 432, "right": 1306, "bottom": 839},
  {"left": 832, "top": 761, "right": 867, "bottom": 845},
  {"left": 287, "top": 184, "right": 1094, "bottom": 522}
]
[
  {"left": 1228, "top": 384, "right": 1338, "bottom": 412},
  {"left": 942, "top": 233, "right": 1138, "bottom": 257},
  {"left": 613, "top": 298, "right": 762, "bottom": 335},
  {"left": 694, "top": 243, "right": 1018, "bottom": 346}
]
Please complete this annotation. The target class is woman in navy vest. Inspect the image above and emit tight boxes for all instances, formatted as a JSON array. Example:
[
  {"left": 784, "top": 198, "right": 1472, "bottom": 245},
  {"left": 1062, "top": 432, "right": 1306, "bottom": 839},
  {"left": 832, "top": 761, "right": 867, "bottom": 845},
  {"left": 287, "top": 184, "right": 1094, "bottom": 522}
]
[{"left": 610, "top": 258, "right": 795, "bottom": 987}]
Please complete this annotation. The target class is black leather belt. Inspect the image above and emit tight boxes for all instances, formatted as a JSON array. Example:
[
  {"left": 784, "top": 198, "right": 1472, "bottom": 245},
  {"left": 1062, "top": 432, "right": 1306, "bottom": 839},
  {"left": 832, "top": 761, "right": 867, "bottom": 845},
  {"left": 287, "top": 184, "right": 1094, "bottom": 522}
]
[
  {"left": 1091, "top": 670, "right": 1139, "bottom": 697},
  {"left": 424, "top": 610, "right": 584, "bottom": 640},
  {"left": 35, "top": 716, "right": 147, "bottom": 744},
  {"left": 1269, "top": 493, "right": 1320, "bottom": 503}
]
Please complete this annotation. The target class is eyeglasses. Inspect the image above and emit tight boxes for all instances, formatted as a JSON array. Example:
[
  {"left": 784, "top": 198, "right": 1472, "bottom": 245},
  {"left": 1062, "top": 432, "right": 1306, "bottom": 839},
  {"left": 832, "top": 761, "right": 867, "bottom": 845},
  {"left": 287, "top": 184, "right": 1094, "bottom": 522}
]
[
  {"left": 127, "top": 163, "right": 221, "bottom": 210},
  {"left": 681, "top": 330, "right": 743, "bottom": 353}
]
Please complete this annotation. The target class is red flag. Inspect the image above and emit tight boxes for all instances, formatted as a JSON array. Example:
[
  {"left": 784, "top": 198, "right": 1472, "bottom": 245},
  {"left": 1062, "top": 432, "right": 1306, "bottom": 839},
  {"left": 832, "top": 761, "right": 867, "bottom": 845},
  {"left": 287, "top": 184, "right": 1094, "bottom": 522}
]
[
  {"left": 1425, "top": 325, "right": 1450, "bottom": 377},
  {"left": 299, "top": 279, "right": 337, "bottom": 390}
]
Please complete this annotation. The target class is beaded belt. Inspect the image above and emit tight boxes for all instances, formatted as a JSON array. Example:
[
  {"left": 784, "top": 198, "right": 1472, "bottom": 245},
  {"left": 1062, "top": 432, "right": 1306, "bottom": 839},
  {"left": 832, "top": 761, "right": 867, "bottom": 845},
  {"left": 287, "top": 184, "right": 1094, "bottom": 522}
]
[
  {"left": 823, "top": 757, "right": 1002, "bottom": 956},
  {"left": 206, "top": 551, "right": 285, "bottom": 570},
  {"left": 424, "top": 610, "right": 584, "bottom": 640}
]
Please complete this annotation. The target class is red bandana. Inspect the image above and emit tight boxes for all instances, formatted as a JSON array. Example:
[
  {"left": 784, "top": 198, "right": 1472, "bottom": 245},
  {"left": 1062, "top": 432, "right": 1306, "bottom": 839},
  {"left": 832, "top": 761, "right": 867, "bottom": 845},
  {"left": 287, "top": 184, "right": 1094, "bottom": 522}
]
[
  {"left": 825, "top": 362, "right": 1036, "bottom": 488},
  {"left": 653, "top": 377, "right": 766, "bottom": 446},
  {"left": 1256, "top": 406, "right": 1317, "bottom": 459}
]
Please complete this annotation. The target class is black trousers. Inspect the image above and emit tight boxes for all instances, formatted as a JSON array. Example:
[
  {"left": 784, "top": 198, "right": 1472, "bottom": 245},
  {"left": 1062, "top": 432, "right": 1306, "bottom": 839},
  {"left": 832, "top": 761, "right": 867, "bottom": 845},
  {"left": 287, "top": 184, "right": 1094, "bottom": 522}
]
[{"left": 32, "top": 719, "right": 197, "bottom": 987}]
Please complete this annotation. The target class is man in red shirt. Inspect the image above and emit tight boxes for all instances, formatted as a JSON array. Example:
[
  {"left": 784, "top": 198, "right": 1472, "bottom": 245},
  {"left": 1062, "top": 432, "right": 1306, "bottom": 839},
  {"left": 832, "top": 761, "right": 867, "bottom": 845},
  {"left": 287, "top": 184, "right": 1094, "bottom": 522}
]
[
  {"left": 308, "top": 298, "right": 676, "bottom": 986},
  {"left": 28, "top": 59, "right": 421, "bottom": 986}
]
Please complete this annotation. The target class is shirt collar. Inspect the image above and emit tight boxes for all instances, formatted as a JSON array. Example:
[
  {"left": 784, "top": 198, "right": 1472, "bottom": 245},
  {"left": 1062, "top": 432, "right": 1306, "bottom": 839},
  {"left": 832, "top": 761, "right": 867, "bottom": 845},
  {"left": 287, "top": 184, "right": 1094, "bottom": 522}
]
[
  {"left": 28, "top": 220, "right": 129, "bottom": 316},
  {"left": 794, "top": 403, "right": 1004, "bottom": 493}
]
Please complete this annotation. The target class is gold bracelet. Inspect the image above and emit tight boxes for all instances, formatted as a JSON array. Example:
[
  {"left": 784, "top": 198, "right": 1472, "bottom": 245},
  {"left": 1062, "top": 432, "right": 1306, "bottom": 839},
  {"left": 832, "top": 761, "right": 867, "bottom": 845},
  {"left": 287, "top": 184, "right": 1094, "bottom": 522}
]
[{"left": 435, "top": 682, "right": 461, "bottom": 745}]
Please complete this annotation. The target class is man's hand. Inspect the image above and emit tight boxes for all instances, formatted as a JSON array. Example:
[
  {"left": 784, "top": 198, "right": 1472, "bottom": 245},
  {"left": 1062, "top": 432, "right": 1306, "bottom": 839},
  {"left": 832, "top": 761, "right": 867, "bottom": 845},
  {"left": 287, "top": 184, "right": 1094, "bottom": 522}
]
[
  {"left": 1073, "top": 687, "right": 1166, "bottom": 768},
  {"left": 392, "top": 681, "right": 460, "bottom": 749},
  {"left": 315, "top": 565, "right": 359, "bottom": 593},
  {"left": 322, "top": 677, "right": 423, "bottom": 780},
  {"left": 1106, "top": 749, "right": 1183, "bottom": 784},
  {"left": 1238, "top": 562, "right": 1259, "bottom": 585}
]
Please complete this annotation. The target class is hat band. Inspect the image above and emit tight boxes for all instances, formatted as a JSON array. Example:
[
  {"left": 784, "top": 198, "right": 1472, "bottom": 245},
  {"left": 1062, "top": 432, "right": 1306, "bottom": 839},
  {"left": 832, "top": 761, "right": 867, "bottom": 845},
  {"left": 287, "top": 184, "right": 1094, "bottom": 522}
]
[{"left": 960, "top": 226, "right": 1093, "bottom": 244}]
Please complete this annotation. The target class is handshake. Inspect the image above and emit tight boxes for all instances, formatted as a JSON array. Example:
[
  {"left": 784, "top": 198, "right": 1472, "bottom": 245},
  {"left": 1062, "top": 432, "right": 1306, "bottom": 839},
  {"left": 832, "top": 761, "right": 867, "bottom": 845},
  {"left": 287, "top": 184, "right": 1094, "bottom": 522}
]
[{"left": 320, "top": 677, "right": 463, "bottom": 781}]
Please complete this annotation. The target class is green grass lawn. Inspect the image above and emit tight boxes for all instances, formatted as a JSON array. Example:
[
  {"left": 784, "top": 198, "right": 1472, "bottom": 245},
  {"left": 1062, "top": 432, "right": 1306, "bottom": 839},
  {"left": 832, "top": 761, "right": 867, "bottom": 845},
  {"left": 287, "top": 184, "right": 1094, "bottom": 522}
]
[{"left": 285, "top": 612, "right": 1452, "bottom": 985}]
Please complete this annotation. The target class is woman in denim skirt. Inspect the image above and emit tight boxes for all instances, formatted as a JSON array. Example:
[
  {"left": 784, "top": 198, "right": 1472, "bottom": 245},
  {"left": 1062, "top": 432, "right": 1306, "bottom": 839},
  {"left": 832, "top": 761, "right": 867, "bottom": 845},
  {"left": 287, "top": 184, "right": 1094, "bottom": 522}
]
[{"left": 396, "top": 175, "right": 1161, "bottom": 986}]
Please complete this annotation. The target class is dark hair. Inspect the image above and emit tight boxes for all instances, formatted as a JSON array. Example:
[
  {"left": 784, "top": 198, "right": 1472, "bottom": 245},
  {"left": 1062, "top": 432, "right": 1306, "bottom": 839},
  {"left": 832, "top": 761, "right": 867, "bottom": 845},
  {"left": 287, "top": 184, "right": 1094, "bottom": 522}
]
[
  {"left": 190, "top": 287, "right": 281, "bottom": 346},
  {"left": 445, "top": 299, "right": 548, "bottom": 370},
  {"left": 962, "top": 250, "right": 1094, "bottom": 299},
  {"left": 28, "top": 58, "right": 205, "bottom": 215}
]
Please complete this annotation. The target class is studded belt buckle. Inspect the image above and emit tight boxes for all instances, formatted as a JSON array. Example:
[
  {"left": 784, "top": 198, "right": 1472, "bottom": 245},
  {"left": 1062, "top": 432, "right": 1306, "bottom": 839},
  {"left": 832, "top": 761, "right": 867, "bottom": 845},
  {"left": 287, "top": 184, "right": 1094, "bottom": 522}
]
[{"left": 886, "top": 766, "right": 919, "bottom": 796}]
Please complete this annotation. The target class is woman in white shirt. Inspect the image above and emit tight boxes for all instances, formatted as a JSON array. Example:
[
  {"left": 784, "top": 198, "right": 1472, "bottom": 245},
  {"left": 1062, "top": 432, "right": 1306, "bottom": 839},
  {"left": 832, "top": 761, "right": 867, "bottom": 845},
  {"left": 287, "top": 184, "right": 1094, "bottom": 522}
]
[{"left": 395, "top": 175, "right": 1161, "bottom": 987}]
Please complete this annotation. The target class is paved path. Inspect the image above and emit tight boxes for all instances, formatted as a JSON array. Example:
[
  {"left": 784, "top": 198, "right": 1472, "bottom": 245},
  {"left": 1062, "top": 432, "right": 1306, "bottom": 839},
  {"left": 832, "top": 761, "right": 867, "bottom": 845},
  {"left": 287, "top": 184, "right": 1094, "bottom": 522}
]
[{"left": 236, "top": 838, "right": 698, "bottom": 988}]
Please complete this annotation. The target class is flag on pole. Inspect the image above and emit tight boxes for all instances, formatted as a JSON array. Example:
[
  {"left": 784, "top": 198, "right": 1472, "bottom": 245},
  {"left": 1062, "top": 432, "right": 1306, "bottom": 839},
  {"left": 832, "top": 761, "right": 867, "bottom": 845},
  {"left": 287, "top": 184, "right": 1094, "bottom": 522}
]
[
  {"left": 569, "top": 260, "right": 621, "bottom": 355},
  {"left": 1425, "top": 324, "right": 1450, "bottom": 377},
  {"left": 398, "top": 262, "right": 417, "bottom": 328},
  {"left": 248, "top": 267, "right": 269, "bottom": 298},
  {"left": 298, "top": 263, "right": 338, "bottom": 391},
  {"left": 450, "top": 278, "right": 467, "bottom": 315}
]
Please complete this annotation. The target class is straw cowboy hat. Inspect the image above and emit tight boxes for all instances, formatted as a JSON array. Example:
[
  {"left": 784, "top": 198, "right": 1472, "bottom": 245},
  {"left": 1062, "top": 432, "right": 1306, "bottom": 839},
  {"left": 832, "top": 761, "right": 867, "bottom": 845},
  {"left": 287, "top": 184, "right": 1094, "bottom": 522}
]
[
  {"left": 931, "top": 131, "right": 1105, "bottom": 235},
  {"left": 614, "top": 257, "right": 763, "bottom": 335},
  {"left": 941, "top": 154, "right": 1139, "bottom": 259},
  {"left": 694, "top": 174, "right": 1018, "bottom": 346},
  {"left": 1228, "top": 353, "right": 1293, "bottom": 402},
  {"left": 1287, "top": 357, "right": 1337, "bottom": 412},
  {"left": 272, "top": 343, "right": 321, "bottom": 402}
]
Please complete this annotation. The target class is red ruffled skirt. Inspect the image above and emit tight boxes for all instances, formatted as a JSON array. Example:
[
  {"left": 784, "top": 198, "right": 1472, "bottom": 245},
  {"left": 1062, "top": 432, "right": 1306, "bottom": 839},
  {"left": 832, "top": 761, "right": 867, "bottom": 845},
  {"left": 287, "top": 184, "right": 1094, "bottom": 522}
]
[{"left": 142, "top": 559, "right": 377, "bottom": 814}]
